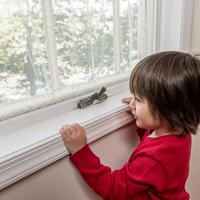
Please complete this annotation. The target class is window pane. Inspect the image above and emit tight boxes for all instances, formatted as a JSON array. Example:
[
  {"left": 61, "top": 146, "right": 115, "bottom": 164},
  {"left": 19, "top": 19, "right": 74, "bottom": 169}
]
[
  {"left": 54, "top": 0, "right": 114, "bottom": 86},
  {"left": 0, "top": 0, "right": 49, "bottom": 104},
  {"left": 120, "top": 0, "right": 139, "bottom": 71}
]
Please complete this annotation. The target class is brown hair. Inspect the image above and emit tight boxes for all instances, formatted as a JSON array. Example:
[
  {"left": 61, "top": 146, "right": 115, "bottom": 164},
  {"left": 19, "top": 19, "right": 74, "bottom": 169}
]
[{"left": 129, "top": 51, "right": 200, "bottom": 135}]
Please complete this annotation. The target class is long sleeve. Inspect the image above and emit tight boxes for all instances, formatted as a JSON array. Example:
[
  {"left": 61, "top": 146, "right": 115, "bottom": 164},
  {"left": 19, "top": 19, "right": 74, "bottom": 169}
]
[{"left": 70, "top": 145, "right": 166, "bottom": 200}]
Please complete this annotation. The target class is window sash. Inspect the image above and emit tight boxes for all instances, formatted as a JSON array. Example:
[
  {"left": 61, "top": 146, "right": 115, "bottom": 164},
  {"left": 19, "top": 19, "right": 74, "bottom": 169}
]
[{"left": 41, "top": 0, "right": 60, "bottom": 91}]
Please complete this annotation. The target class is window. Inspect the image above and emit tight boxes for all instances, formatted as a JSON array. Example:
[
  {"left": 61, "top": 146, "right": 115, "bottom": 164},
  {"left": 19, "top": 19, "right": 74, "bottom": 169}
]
[
  {"left": 0, "top": 0, "right": 156, "bottom": 120},
  {"left": 0, "top": 0, "right": 49, "bottom": 103}
]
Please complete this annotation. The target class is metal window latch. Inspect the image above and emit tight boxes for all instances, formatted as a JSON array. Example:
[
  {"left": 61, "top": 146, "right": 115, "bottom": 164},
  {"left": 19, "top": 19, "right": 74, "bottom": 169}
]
[{"left": 77, "top": 87, "right": 108, "bottom": 109}]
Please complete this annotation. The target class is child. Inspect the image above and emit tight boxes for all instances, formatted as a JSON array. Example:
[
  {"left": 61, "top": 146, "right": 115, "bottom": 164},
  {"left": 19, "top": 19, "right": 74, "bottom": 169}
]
[{"left": 59, "top": 51, "right": 200, "bottom": 200}]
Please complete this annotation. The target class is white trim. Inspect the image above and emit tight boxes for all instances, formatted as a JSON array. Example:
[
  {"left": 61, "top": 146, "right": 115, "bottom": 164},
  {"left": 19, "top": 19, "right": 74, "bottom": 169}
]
[
  {"left": 180, "top": 0, "right": 194, "bottom": 52},
  {"left": 146, "top": 0, "right": 157, "bottom": 55},
  {"left": 0, "top": 91, "right": 134, "bottom": 190},
  {"left": 137, "top": 0, "right": 147, "bottom": 58},
  {"left": 41, "top": 0, "right": 60, "bottom": 91},
  {"left": 113, "top": 0, "right": 120, "bottom": 72},
  {"left": 154, "top": 0, "right": 161, "bottom": 52},
  {"left": 155, "top": 0, "right": 193, "bottom": 52}
]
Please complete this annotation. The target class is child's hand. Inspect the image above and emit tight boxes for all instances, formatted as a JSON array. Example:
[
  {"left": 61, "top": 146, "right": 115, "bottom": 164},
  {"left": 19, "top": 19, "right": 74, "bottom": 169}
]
[
  {"left": 121, "top": 97, "right": 132, "bottom": 104},
  {"left": 121, "top": 97, "right": 133, "bottom": 115},
  {"left": 60, "top": 123, "right": 87, "bottom": 154}
]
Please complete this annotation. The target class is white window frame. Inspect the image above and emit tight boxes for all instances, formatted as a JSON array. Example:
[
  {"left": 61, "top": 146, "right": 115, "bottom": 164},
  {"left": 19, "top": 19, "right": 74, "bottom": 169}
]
[
  {"left": 0, "top": 0, "right": 156, "bottom": 121},
  {"left": 155, "top": 0, "right": 194, "bottom": 52},
  {"left": 42, "top": 0, "right": 60, "bottom": 91},
  {"left": 0, "top": 0, "right": 193, "bottom": 190}
]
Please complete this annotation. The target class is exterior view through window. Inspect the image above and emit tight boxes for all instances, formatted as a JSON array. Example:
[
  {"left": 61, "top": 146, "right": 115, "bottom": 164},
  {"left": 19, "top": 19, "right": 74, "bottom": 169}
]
[{"left": 0, "top": 0, "right": 147, "bottom": 109}]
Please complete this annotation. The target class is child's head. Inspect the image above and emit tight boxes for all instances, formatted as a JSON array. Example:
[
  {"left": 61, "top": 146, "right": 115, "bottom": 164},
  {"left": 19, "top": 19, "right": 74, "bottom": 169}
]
[{"left": 129, "top": 51, "right": 200, "bottom": 135}]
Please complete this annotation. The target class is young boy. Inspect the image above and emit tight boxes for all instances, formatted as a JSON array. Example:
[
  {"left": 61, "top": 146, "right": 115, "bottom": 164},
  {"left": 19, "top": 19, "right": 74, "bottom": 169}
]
[{"left": 60, "top": 51, "right": 200, "bottom": 199}]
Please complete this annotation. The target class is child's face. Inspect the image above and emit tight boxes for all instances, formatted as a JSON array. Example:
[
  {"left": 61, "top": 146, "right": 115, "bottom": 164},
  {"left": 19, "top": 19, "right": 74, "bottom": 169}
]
[{"left": 129, "top": 95, "right": 161, "bottom": 130}]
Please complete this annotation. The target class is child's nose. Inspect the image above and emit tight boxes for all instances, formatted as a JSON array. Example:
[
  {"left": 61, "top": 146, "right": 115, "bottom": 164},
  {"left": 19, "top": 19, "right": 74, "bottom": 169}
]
[{"left": 129, "top": 98, "right": 136, "bottom": 111}]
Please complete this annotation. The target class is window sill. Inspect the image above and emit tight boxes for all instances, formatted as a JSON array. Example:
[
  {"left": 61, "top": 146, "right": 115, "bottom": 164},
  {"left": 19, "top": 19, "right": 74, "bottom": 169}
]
[{"left": 0, "top": 89, "right": 134, "bottom": 190}]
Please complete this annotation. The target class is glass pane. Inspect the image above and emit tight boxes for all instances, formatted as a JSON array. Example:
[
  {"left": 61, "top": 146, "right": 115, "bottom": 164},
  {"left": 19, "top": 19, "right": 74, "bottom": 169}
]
[
  {"left": 54, "top": 0, "right": 114, "bottom": 86},
  {"left": 0, "top": 0, "right": 49, "bottom": 104},
  {"left": 120, "top": 0, "right": 139, "bottom": 71}
]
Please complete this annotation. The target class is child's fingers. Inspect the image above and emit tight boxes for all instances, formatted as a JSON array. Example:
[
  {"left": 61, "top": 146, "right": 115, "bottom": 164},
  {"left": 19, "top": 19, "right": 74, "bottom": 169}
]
[
  {"left": 60, "top": 125, "right": 71, "bottom": 140},
  {"left": 68, "top": 124, "right": 77, "bottom": 135},
  {"left": 74, "top": 123, "right": 85, "bottom": 134},
  {"left": 121, "top": 97, "right": 132, "bottom": 104},
  {"left": 59, "top": 128, "right": 65, "bottom": 137},
  {"left": 62, "top": 125, "right": 70, "bottom": 134},
  {"left": 59, "top": 128, "right": 67, "bottom": 142}
]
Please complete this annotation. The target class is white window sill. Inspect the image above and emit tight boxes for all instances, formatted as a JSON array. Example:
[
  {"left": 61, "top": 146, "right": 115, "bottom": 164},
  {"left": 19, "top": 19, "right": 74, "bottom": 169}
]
[{"left": 0, "top": 87, "right": 134, "bottom": 190}]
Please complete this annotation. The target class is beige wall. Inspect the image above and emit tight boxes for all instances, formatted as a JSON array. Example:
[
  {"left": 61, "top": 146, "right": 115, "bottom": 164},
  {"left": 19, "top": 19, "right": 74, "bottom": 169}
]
[{"left": 0, "top": 123, "right": 139, "bottom": 200}]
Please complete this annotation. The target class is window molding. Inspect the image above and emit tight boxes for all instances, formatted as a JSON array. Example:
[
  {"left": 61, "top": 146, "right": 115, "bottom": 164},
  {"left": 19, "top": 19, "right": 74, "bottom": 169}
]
[
  {"left": 155, "top": 0, "right": 194, "bottom": 52},
  {"left": 0, "top": 91, "right": 134, "bottom": 190},
  {"left": 180, "top": 0, "right": 194, "bottom": 52}
]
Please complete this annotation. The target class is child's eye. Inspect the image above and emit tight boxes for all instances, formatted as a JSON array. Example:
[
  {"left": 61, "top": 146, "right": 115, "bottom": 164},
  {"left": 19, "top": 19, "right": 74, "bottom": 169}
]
[{"left": 135, "top": 97, "right": 142, "bottom": 102}]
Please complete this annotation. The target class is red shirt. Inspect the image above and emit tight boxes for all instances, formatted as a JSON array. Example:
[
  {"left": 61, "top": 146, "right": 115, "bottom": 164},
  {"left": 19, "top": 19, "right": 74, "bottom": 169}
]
[{"left": 70, "top": 128, "right": 191, "bottom": 200}]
